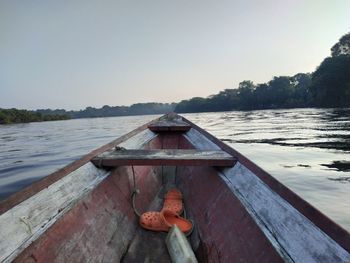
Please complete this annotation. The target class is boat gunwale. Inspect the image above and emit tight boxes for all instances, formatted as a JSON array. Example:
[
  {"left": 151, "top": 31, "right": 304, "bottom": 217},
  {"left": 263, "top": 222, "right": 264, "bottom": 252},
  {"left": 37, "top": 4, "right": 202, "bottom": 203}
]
[{"left": 180, "top": 115, "right": 350, "bottom": 253}]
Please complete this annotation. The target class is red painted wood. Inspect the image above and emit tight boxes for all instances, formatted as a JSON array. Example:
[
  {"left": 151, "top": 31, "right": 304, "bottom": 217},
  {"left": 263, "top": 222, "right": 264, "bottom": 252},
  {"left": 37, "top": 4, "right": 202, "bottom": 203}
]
[
  {"left": 155, "top": 132, "right": 284, "bottom": 261},
  {"left": 176, "top": 164, "right": 284, "bottom": 262},
  {"left": 15, "top": 162, "right": 163, "bottom": 262},
  {"left": 159, "top": 132, "right": 180, "bottom": 149},
  {"left": 14, "top": 171, "right": 137, "bottom": 262}
]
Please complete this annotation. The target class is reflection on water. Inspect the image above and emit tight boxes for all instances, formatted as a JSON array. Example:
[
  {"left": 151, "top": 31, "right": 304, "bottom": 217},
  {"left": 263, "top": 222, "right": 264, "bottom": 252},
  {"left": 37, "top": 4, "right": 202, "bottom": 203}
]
[
  {"left": 0, "top": 108, "right": 349, "bottom": 231},
  {"left": 321, "top": 161, "right": 350, "bottom": 172}
]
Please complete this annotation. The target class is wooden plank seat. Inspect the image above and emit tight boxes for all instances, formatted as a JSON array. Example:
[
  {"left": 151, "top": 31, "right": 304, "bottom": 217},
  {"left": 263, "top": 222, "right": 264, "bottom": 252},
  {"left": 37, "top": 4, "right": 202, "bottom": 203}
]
[
  {"left": 148, "top": 120, "right": 191, "bottom": 132},
  {"left": 92, "top": 149, "right": 236, "bottom": 167}
]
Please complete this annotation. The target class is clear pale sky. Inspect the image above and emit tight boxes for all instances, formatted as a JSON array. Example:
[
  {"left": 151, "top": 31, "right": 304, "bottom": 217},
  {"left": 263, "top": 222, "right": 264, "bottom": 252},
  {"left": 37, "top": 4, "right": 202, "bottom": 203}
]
[{"left": 1, "top": 0, "right": 350, "bottom": 110}]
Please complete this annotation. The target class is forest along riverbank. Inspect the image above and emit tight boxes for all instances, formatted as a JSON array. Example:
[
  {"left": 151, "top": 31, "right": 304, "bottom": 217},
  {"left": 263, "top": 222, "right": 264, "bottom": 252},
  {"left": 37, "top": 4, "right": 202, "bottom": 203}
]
[
  {"left": 0, "top": 108, "right": 69, "bottom": 124},
  {"left": 0, "top": 108, "right": 349, "bottom": 232}
]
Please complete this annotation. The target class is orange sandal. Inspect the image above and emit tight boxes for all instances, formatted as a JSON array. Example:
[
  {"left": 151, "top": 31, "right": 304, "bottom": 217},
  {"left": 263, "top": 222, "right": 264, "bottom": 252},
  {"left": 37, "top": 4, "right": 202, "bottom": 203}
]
[
  {"left": 139, "top": 209, "right": 192, "bottom": 234},
  {"left": 162, "top": 188, "right": 183, "bottom": 215}
]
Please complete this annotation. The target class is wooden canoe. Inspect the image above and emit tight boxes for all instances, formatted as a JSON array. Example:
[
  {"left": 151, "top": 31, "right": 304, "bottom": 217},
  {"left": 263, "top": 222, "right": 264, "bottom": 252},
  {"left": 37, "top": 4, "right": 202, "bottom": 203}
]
[{"left": 0, "top": 113, "right": 349, "bottom": 262}]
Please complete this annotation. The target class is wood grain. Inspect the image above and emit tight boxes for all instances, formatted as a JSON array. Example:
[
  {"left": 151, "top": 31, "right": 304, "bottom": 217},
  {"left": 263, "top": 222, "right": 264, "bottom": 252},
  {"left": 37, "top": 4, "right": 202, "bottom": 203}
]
[
  {"left": 148, "top": 120, "right": 191, "bottom": 132},
  {"left": 0, "top": 163, "right": 109, "bottom": 263},
  {"left": 92, "top": 149, "right": 236, "bottom": 167}
]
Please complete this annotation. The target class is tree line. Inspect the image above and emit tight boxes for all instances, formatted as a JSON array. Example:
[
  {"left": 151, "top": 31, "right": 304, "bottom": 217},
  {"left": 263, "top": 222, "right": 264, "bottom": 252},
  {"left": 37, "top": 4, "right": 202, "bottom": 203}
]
[
  {"left": 36, "top": 102, "right": 176, "bottom": 119},
  {"left": 0, "top": 108, "right": 70, "bottom": 125},
  {"left": 0, "top": 102, "right": 175, "bottom": 125},
  {"left": 175, "top": 32, "right": 350, "bottom": 113}
]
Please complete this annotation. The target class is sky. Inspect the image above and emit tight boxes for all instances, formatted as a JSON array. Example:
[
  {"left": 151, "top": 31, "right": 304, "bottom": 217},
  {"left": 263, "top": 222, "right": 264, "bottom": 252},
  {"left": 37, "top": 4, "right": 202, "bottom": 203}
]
[{"left": 1, "top": 0, "right": 350, "bottom": 110}]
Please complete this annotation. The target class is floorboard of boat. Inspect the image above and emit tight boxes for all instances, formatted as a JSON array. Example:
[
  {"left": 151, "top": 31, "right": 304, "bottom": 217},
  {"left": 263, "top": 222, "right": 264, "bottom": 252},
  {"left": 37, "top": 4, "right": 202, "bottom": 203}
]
[
  {"left": 122, "top": 228, "right": 170, "bottom": 263},
  {"left": 121, "top": 185, "right": 174, "bottom": 263}
]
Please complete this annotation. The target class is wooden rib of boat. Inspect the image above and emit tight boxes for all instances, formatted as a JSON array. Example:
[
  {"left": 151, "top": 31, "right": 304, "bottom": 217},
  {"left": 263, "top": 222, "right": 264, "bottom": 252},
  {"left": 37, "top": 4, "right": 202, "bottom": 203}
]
[{"left": 0, "top": 113, "right": 349, "bottom": 263}]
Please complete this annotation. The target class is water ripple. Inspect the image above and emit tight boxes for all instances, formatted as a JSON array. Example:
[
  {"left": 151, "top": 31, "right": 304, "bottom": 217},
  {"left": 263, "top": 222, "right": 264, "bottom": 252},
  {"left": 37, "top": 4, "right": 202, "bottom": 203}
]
[{"left": 0, "top": 115, "right": 158, "bottom": 200}]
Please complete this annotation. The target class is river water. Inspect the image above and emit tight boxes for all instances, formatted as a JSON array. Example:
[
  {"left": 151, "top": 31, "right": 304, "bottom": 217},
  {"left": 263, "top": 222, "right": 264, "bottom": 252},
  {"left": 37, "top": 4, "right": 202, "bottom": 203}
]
[{"left": 0, "top": 108, "right": 349, "bottom": 231}]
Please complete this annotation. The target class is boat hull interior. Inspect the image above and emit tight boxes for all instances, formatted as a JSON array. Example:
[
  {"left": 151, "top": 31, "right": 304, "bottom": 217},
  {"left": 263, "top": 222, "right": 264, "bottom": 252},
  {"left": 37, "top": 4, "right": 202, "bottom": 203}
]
[
  {"left": 11, "top": 132, "right": 282, "bottom": 263},
  {"left": 1, "top": 115, "right": 350, "bottom": 263}
]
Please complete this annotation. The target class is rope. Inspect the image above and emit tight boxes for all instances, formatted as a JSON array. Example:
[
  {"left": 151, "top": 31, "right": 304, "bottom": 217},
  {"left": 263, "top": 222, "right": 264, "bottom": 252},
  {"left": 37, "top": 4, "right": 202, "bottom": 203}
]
[
  {"left": 162, "top": 166, "right": 164, "bottom": 185},
  {"left": 131, "top": 165, "right": 141, "bottom": 217},
  {"left": 174, "top": 135, "right": 194, "bottom": 236},
  {"left": 175, "top": 134, "right": 180, "bottom": 186}
]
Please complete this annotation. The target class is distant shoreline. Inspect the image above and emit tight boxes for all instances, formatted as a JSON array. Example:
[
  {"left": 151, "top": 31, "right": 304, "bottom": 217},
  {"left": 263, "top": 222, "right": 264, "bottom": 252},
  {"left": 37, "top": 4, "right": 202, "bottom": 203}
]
[
  {"left": 0, "top": 108, "right": 70, "bottom": 125},
  {"left": 2, "top": 105, "right": 348, "bottom": 125}
]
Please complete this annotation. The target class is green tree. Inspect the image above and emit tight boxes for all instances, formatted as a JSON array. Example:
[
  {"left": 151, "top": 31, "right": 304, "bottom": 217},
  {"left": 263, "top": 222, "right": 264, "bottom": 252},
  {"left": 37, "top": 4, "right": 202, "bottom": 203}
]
[
  {"left": 0, "top": 108, "right": 70, "bottom": 125},
  {"left": 175, "top": 97, "right": 210, "bottom": 113},
  {"left": 206, "top": 89, "right": 239, "bottom": 111},
  {"left": 266, "top": 76, "right": 293, "bottom": 107},
  {"left": 254, "top": 83, "right": 273, "bottom": 109},
  {"left": 331, "top": 32, "right": 350, "bottom": 57},
  {"left": 237, "top": 80, "right": 256, "bottom": 110},
  {"left": 289, "top": 73, "right": 312, "bottom": 107},
  {"left": 310, "top": 55, "right": 350, "bottom": 107}
]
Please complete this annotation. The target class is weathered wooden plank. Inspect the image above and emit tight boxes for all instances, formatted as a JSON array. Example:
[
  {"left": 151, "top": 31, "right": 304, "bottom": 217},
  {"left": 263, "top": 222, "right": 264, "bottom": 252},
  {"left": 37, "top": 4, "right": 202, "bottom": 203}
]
[
  {"left": 14, "top": 165, "right": 163, "bottom": 263},
  {"left": 148, "top": 120, "right": 191, "bottom": 132},
  {"left": 184, "top": 128, "right": 221, "bottom": 150},
  {"left": 220, "top": 164, "right": 350, "bottom": 262},
  {"left": 118, "top": 129, "right": 157, "bottom": 149},
  {"left": 184, "top": 128, "right": 350, "bottom": 263},
  {"left": 0, "top": 127, "right": 157, "bottom": 263},
  {"left": 0, "top": 163, "right": 109, "bottom": 263},
  {"left": 91, "top": 149, "right": 236, "bottom": 167}
]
